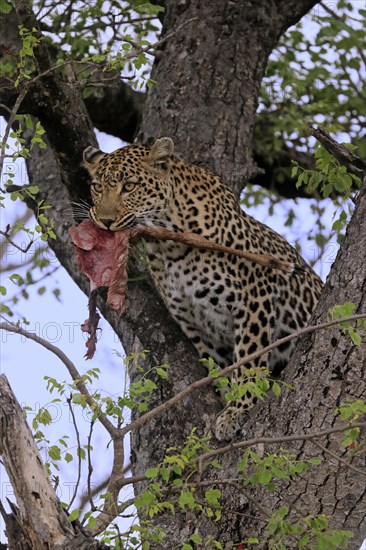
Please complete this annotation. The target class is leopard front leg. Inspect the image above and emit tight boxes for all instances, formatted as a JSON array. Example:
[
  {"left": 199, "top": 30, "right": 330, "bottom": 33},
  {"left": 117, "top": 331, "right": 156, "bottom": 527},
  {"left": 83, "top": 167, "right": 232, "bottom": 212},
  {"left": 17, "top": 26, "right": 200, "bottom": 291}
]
[{"left": 214, "top": 307, "right": 274, "bottom": 441}]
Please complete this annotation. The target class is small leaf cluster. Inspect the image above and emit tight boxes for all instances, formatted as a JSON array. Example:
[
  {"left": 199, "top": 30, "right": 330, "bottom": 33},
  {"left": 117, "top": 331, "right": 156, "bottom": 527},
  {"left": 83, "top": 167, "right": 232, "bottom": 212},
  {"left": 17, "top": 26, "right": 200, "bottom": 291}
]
[
  {"left": 292, "top": 143, "right": 360, "bottom": 200},
  {"left": 267, "top": 506, "right": 353, "bottom": 549},
  {"left": 98, "top": 520, "right": 165, "bottom": 550},
  {"left": 291, "top": 142, "right": 360, "bottom": 243},
  {"left": 220, "top": 366, "right": 288, "bottom": 404},
  {"left": 136, "top": 431, "right": 222, "bottom": 523},
  {"left": 328, "top": 302, "right": 365, "bottom": 346},
  {"left": 337, "top": 398, "right": 366, "bottom": 449},
  {"left": 30, "top": 401, "right": 74, "bottom": 473},
  {"left": 15, "top": 25, "right": 42, "bottom": 85},
  {"left": 238, "top": 449, "right": 321, "bottom": 491},
  {"left": 119, "top": 356, "right": 170, "bottom": 415},
  {"left": 3, "top": 117, "right": 47, "bottom": 171}
]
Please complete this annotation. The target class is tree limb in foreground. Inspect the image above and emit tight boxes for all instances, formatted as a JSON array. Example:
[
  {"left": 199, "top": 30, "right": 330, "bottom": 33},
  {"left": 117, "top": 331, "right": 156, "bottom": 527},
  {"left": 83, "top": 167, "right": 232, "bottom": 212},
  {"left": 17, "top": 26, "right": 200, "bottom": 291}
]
[
  {"left": 1, "top": 310, "right": 365, "bottom": 537},
  {"left": 0, "top": 375, "right": 96, "bottom": 549}
]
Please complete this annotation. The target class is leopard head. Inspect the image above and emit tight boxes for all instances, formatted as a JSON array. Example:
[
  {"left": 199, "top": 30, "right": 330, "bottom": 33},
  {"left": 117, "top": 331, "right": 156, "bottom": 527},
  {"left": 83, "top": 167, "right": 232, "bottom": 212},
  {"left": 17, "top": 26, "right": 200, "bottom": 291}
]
[{"left": 82, "top": 137, "right": 174, "bottom": 231}]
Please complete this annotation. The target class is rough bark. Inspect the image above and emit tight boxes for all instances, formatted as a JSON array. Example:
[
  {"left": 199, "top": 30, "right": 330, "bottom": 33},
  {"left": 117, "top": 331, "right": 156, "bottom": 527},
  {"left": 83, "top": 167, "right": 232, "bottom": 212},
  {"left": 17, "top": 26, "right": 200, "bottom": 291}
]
[
  {"left": 138, "top": 0, "right": 319, "bottom": 197},
  {"left": 209, "top": 180, "right": 366, "bottom": 547},
  {"left": 0, "top": 374, "right": 109, "bottom": 549}
]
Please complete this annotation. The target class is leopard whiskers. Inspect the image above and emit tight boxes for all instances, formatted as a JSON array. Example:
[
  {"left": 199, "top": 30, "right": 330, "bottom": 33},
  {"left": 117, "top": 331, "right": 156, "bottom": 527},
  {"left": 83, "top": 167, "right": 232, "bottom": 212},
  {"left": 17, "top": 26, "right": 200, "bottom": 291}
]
[{"left": 69, "top": 200, "right": 92, "bottom": 221}]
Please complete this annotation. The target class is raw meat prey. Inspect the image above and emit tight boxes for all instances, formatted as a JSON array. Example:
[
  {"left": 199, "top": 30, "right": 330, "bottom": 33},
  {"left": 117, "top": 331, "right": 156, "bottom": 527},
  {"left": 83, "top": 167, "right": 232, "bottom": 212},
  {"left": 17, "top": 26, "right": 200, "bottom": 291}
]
[{"left": 69, "top": 219, "right": 131, "bottom": 358}]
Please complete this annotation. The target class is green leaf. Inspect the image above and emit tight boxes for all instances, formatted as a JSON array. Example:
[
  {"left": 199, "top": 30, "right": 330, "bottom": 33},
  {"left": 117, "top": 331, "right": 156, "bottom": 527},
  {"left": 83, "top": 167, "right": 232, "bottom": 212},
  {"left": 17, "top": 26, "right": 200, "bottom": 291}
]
[
  {"left": 307, "top": 457, "right": 322, "bottom": 465},
  {"left": 272, "top": 381, "right": 281, "bottom": 397},
  {"left": 65, "top": 453, "right": 73, "bottom": 463},
  {"left": 277, "top": 505, "right": 289, "bottom": 519},
  {"left": 178, "top": 490, "right": 196, "bottom": 511},
  {"left": 88, "top": 515, "right": 96, "bottom": 529},
  {"left": 0, "top": 286, "right": 6, "bottom": 296},
  {"left": 72, "top": 393, "right": 85, "bottom": 405},
  {"left": 0, "top": 0, "right": 12, "bottom": 14},
  {"left": 48, "top": 445, "right": 61, "bottom": 461},
  {"left": 27, "top": 185, "right": 39, "bottom": 195},
  {"left": 67, "top": 508, "right": 80, "bottom": 523},
  {"left": 348, "top": 328, "right": 361, "bottom": 346},
  {"left": 189, "top": 534, "right": 203, "bottom": 544},
  {"left": 298, "top": 534, "right": 309, "bottom": 547},
  {"left": 257, "top": 469, "right": 272, "bottom": 484},
  {"left": 38, "top": 213, "right": 48, "bottom": 225},
  {"left": 155, "top": 367, "right": 169, "bottom": 379},
  {"left": 328, "top": 302, "right": 356, "bottom": 320},
  {"left": 205, "top": 488, "right": 221, "bottom": 507},
  {"left": 172, "top": 478, "right": 183, "bottom": 487},
  {"left": 77, "top": 447, "right": 86, "bottom": 460},
  {"left": 145, "top": 467, "right": 159, "bottom": 479},
  {"left": 9, "top": 273, "right": 24, "bottom": 286}
]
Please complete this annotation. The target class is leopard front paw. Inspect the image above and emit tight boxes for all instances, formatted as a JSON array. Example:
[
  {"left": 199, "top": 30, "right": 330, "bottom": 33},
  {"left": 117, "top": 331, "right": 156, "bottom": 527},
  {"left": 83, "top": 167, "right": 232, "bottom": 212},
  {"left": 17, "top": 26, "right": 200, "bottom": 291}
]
[{"left": 214, "top": 405, "right": 244, "bottom": 441}]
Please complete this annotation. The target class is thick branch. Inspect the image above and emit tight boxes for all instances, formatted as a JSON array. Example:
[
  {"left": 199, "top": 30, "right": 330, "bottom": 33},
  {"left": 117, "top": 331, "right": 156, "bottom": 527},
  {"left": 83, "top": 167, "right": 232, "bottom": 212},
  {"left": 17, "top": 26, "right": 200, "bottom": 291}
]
[
  {"left": 0, "top": 375, "right": 82, "bottom": 549},
  {"left": 220, "top": 178, "right": 366, "bottom": 546},
  {"left": 251, "top": 142, "right": 316, "bottom": 198},
  {"left": 83, "top": 83, "right": 144, "bottom": 144}
]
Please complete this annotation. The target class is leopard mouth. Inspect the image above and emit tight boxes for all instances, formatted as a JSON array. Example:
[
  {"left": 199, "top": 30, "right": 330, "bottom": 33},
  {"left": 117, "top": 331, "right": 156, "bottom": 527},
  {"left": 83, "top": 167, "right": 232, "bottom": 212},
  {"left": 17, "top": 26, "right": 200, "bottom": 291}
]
[{"left": 89, "top": 209, "right": 136, "bottom": 231}]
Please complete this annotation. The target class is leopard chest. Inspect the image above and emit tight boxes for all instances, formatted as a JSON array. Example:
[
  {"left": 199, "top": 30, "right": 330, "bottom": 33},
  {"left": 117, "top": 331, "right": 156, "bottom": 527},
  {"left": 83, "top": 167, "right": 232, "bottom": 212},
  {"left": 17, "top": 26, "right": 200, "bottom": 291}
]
[{"left": 146, "top": 240, "right": 236, "bottom": 358}]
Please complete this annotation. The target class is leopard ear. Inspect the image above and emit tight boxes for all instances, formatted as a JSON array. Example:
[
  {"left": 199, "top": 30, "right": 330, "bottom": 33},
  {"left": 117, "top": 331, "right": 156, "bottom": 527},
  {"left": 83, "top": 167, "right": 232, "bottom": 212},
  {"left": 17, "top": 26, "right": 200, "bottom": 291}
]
[
  {"left": 148, "top": 137, "right": 174, "bottom": 170},
  {"left": 83, "top": 146, "right": 105, "bottom": 171}
]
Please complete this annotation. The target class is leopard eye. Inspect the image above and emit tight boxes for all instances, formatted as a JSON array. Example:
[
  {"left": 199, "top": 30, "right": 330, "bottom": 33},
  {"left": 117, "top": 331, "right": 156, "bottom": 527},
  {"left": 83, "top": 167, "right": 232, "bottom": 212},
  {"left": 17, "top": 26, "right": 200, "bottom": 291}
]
[
  {"left": 92, "top": 181, "right": 103, "bottom": 193},
  {"left": 122, "top": 181, "right": 137, "bottom": 193}
]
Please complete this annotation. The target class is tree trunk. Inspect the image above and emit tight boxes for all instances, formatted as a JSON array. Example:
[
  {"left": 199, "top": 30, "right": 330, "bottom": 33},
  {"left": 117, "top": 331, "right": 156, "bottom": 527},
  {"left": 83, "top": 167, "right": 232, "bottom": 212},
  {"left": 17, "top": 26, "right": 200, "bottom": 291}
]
[
  {"left": 0, "top": 374, "right": 109, "bottom": 549},
  {"left": 139, "top": 0, "right": 319, "bottom": 196},
  {"left": 185, "top": 179, "right": 365, "bottom": 548}
]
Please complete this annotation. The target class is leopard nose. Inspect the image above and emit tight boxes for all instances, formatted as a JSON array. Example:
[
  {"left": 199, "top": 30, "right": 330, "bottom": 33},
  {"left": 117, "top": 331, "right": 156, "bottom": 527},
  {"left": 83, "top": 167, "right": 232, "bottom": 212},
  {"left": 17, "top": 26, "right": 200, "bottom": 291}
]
[{"left": 100, "top": 219, "right": 114, "bottom": 229}]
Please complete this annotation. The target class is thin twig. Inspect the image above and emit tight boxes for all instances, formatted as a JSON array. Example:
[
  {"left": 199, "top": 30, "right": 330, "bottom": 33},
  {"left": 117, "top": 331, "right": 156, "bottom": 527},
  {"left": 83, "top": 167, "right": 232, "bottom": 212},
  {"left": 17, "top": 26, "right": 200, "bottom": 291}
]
[
  {"left": 0, "top": 321, "right": 119, "bottom": 438},
  {"left": 66, "top": 394, "right": 82, "bottom": 512},
  {"left": 196, "top": 422, "right": 366, "bottom": 465},
  {"left": 0, "top": 230, "right": 34, "bottom": 254},
  {"left": 228, "top": 481, "right": 272, "bottom": 518},
  {"left": 0, "top": 87, "right": 28, "bottom": 184},
  {"left": 311, "top": 438, "right": 366, "bottom": 477},
  {"left": 91, "top": 495, "right": 135, "bottom": 536},
  {"left": 78, "top": 462, "right": 132, "bottom": 512},
  {"left": 86, "top": 418, "right": 96, "bottom": 513}
]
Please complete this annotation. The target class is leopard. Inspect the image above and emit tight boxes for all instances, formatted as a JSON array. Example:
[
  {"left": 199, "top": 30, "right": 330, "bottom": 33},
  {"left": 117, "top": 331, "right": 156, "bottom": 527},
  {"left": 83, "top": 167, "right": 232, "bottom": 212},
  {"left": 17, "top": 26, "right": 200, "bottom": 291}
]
[{"left": 82, "top": 137, "right": 323, "bottom": 441}]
